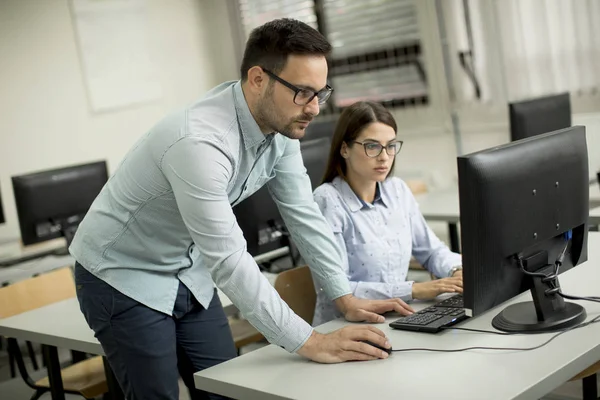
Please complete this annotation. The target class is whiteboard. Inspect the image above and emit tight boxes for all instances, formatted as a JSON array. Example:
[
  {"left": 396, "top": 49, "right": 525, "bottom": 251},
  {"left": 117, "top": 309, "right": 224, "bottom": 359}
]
[{"left": 70, "top": 0, "right": 163, "bottom": 112}]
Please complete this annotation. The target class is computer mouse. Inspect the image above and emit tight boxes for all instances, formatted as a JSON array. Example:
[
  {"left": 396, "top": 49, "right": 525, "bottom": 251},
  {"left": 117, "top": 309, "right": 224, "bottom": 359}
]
[{"left": 361, "top": 340, "right": 392, "bottom": 355}]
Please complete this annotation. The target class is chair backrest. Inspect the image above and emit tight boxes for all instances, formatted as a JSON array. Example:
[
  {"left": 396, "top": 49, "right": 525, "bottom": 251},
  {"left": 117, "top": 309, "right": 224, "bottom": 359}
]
[
  {"left": 0, "top": 267, "right": 75, "bottom": 318},
  {"left": 274, "top": 265, "right": 316, "bottom": 325}
]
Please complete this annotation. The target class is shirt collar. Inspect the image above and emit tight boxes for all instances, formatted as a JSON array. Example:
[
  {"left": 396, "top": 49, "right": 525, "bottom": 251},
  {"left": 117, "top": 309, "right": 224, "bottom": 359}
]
[
  {"left": 332, "top": 177, "right": 388, "bottom": 212},
  {"left": 233, "top": 81, "right": 268, "bottom": 149}
]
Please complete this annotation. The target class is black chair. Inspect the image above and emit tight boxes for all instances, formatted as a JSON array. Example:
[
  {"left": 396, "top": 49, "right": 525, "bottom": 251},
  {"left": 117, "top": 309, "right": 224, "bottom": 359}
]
[
  {"left": 301, "top": 119, "right": 336, "bottom": 143},
  {"left": 300, "top": 137, "right": 332, "bottom": 190}
]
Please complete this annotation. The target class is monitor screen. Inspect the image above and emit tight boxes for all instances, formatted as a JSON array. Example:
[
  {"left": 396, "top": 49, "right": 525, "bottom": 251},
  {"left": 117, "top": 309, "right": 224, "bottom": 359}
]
[
  {"left": 458, "top": 126, "right": 589, "bottom": 333},
  {"left": 509, "top": 92, "right": 571, "bottom": 142},
  {"left": 12, "top": 161, "right": 108, "bottom": 246}
]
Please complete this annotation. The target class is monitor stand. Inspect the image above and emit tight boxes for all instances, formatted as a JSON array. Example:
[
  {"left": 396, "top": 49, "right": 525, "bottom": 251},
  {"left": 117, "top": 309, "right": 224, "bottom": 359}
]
[{"left": 492, "top": 262, "right": 586, "bottom": 333}]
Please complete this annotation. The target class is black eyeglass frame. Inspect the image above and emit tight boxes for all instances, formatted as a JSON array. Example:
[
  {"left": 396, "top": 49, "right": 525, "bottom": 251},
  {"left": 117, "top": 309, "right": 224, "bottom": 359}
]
[{"left": 262, "top": 68, "right": 333, "bottom": 106}]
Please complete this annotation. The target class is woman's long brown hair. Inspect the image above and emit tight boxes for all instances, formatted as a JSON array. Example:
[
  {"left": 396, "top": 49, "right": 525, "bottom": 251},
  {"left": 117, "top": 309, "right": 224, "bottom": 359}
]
[{"left": 321, "top": 101, "right": 398, "bottom": 184}]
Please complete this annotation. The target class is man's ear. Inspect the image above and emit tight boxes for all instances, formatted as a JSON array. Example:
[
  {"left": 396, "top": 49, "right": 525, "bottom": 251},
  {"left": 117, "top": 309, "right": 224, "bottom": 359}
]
[{"left": 246, "top": 66, "right": 268, "bottom": 94}]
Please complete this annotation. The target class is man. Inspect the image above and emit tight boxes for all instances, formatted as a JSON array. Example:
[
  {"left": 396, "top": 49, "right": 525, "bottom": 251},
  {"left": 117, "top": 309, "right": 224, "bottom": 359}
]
[{"left": 71, "top": 18, "right": 414, "bottom": 400}]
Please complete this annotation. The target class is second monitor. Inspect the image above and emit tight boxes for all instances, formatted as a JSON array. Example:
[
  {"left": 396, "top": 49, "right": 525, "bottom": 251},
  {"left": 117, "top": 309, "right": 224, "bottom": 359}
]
[{"left": 509, "top": 92, "right": 571, "bottom": 141}]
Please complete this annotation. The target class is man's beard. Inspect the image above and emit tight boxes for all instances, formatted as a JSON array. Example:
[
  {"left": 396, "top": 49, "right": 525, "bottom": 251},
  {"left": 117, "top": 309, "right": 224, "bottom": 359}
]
[{"left": 256, "top": 95, "right": 313, "bottom": 140}]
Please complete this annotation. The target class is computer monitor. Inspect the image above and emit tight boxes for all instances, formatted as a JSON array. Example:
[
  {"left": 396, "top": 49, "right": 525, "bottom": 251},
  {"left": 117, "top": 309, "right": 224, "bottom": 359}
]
[
  {"left": 300, "top": 137, "right": 331, "bottom": 190},
  {"left": 458, "top": 126, "right": 589, "bottom": 333},
  {"left": 233, "top": 137, "right": 332, "bottom": 259},
  {"left": 301, "top": 119, "right": 336, "bottom": 142},
  {"left": 12, "top": 161, "right": 108, "bottom": 247},
  {"left": 509, "top": 92, "right": 571, "bottom": 142}
]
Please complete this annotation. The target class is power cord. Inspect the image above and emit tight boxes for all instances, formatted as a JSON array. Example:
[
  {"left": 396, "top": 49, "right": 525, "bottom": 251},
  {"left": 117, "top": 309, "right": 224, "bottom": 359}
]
[
  {"left": 391, "top": 314, "right": 600, "bottom": 353},
  {"left": 391, "top": 234, "right": 600, "bottom": 353}
]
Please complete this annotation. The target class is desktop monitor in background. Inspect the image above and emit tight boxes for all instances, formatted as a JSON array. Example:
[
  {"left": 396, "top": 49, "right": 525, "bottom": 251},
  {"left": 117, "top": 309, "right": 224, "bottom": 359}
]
[
  {"left": 300, "top": 137, "right": 331, "bottom": 190},
  {"left": 12, "top": 161, "right": 108, "bottom": 247},
  {"left": 233, "top": 137, "right": 331, "bottom": 261},
  {"left": 458, "top": 126, "right": 589, "bottom": 333},
  {"left": 509, "top": 92, "right": 571, "bottom": 142},
  {"left": 301, "top": 119, "right": 336, "bottom": 142}
]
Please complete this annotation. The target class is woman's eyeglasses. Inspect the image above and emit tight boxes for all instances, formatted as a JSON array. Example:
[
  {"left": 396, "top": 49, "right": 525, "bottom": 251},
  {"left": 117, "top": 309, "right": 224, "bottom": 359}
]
[{"left": 352, "top": 141, "right": 403, "bottom": 158}]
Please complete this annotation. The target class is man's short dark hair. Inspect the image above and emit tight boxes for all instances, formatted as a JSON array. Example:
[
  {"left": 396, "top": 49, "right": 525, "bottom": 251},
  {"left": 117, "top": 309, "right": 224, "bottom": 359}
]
[{"left": 240, "top": 18, "right": 332, "bottom": 81}]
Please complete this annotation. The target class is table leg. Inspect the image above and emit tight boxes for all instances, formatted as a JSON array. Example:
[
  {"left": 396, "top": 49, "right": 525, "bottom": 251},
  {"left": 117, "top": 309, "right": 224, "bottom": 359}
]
[
  {"left": 449, "top": 223, "right": 461, "bottom": 253},
  {"left": 42, "top": 345, "right": 65, "bottom": 400},
  {"left": 103, "top": 356, "right": 124, "bottom": 400},
  {"left": 582, "top": 373, "right": 597, "bottom": 400}
]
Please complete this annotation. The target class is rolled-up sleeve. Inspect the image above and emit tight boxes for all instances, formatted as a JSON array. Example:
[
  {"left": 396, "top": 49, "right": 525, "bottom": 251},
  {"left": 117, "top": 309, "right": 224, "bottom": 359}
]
[{"left": 161, "top": 137, "right": 312, "bottom": 353}]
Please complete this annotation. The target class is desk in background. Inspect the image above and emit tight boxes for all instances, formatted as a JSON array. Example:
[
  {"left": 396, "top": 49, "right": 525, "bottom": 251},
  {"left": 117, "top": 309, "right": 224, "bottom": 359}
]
[
  {"left": 414, "top": 187, "right": 461, "bottom": 252},
  {"left": 416, "top": 182, "right": 600, "bottom": 253},
  {"left": 591, "top": 183, "right": 600, "bottom": 208},
  {"left": 194, "top": 232, "right": 600, "bottom": 400},
  {"left": 590, "top": 206, "right": 600, "bottom": 227}
]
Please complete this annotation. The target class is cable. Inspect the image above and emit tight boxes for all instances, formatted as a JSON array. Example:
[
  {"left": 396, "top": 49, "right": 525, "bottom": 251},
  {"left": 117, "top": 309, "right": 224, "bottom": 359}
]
[
  {"left": 391, "top": 315, "right": 600, "bottom": 353},
  {"left": 439, "top": 327, "right": 515, "bottom": 335},
  {"left": 558, "top": 292, "right": 600, "bottom": 304}
]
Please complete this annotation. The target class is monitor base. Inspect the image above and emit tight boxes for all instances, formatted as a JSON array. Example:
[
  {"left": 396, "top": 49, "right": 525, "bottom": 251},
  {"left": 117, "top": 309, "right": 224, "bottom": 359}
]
[{"left": 492, "top": 301, "right": 586, "bottom": 333}]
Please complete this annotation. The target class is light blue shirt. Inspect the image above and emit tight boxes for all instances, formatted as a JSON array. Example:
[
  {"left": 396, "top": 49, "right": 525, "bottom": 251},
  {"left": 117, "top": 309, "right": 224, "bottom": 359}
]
[
  {"left": 69, "top": 81, "right": 351, "bottom": 352},
  {"left": 312, "top": 176, "right": 462, "bottom": 325}
]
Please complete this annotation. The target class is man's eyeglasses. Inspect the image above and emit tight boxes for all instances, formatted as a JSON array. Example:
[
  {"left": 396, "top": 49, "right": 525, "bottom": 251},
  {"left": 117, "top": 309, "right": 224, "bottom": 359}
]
[
  {"left": 352, "top": 141, "right": 403, "bottom": 158},
  {"left": 262, "top": 68, "right": 333, "bottom": 106}
]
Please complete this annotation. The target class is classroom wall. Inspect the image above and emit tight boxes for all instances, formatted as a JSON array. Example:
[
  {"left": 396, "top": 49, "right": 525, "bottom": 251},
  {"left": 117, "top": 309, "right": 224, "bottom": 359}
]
[{"left": 0, "top": 0, "right": 234, "bottom": 242}]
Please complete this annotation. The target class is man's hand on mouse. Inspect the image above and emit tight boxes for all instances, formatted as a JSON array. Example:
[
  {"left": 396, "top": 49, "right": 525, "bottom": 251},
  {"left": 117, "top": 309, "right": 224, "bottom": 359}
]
[
  {"left": 334, "top": 294, "right": 414, "bottom": 323},
  {"left": 297, "top": 325, "right": 391, "bottom": 363}
]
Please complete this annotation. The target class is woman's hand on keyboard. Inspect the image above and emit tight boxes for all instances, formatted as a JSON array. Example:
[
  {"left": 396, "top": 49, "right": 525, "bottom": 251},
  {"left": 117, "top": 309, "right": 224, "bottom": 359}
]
[
  {"left": 412, "top": 276, "right": 463, "bottom": 300},
  {"left": 334, "top": 294, "right": 414, "bottom": 323}
]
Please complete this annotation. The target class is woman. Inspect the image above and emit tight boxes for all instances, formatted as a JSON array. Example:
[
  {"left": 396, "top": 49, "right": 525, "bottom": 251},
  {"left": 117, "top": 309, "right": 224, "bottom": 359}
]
[{"left": 312, "top": 101, "right": 463, "bottom": 325}]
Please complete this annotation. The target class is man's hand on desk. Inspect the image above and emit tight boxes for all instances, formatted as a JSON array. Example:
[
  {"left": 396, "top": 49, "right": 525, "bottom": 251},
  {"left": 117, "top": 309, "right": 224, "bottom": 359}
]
[
  {"left": 334, "top": 294, "right": 414, "bottom": 323},
  {"left": 297, "top": 326, "right": 390, "bottom": 363},
  {"left": 412, "top": 276, "right": 463, "bottom": 300}
]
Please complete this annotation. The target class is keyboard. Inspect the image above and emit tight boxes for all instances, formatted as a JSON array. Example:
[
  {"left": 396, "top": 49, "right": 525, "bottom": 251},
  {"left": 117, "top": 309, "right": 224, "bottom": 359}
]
[{"left": 389, "top": 294, "right": 468, "bottom": 333}]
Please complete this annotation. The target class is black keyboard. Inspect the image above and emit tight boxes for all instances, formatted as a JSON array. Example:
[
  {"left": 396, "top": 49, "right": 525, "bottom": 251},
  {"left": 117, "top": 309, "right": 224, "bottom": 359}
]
[
  {"left": 434, "top": 294, "right": 464, "bottom": 308},
  {"left": 389, "top": 295, "right": 467, "bottom": 333}
]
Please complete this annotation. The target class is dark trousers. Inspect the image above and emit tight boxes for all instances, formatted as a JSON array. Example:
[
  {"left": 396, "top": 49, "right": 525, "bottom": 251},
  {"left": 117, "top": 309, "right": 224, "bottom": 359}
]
[{"left": 74, "top": 263, "right": 236, "bottom": 400}]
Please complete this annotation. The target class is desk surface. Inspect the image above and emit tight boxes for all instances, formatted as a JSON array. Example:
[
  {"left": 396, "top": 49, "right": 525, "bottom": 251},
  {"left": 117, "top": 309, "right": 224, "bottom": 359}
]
[
  {"left": 0, "top": 297, "right": 103, "bottom": 355},
  {"left": 591, "top": 206, "right": 600, "bottom": 225},
  {"left": 415, "top": 186, "right": 460, "bottom": 223},
  {"left": 591, "top": 183, "right": 600, "bottom": 208},
  {"left": 194, "top": 233, "right": 600, "bottom": 400}
]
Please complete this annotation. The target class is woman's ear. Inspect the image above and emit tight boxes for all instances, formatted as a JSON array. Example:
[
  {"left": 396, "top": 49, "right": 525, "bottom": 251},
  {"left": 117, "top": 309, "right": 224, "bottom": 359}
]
[{"left": 340, "top": 142, "right": 349, "bottom": 159}]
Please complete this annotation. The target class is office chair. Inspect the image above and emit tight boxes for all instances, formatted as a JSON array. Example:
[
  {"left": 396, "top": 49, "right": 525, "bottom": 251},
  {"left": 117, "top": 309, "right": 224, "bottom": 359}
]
[
  {"left": 301, "top": 119, "right": 336, "bottom": 143},
  {"left": 274, "top": 265, "right": 317, "bottom": 325}
]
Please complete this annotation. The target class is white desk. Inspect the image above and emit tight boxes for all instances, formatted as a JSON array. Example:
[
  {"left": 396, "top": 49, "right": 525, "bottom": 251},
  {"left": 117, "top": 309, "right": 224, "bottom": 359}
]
[
  {"left": 591, "top": 206, "right": 600, "bottom": 226},
  {"left": 591, "top": 183, "right": 600, "bottom": 208},
  {"left": 416, "top": 183, "right": 600, "bottom": 252},
  {"left": 415, "top": 187, "right": 461, "bottom": 252},
  {"left": 194, "top": 233, "right": 600, "bottom": 400}
]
